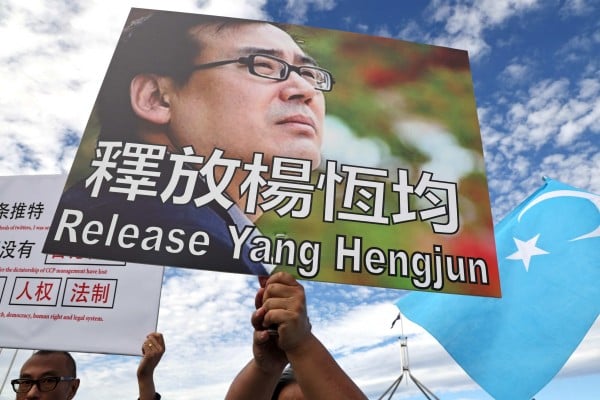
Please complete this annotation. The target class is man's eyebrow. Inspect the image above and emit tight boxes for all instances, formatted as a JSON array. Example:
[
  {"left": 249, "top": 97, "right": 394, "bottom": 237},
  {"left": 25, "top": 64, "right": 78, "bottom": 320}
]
[{"left": 236, "top": 47, "right": 319, "bottom": 66}]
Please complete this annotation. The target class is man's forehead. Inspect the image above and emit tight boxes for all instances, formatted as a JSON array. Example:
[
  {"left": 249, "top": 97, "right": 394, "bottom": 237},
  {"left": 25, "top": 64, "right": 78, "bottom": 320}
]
[
  {"left": 189, "top": 22, "right": 308, "bottom": 62},
  {"left": 21, "top": 353, "right": 69, "bottom": 377},
  {"left": 236, "top": 46, "right": 317, "bottom": 65}
]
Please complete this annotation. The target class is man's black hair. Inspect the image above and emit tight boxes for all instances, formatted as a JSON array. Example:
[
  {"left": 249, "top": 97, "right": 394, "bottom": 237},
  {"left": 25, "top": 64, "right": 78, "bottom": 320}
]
[
  {"left": 96, "top": 9, "right": 275, "bottom": 142},
  {"left": 31, "top": 350, "right": 77, "bottom": 377},
  {"left": 271, "top": 365, "right": 296, "bottom": 400}
]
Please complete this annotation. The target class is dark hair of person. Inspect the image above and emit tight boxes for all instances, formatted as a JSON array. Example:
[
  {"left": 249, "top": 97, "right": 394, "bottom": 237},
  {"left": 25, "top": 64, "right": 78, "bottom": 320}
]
[
  {"left": 31, "top": 350, "right": 77, "bottom": 377},
  {"left": 96, "top": 9, "right": 284, "bottom": 142},
  {"left": 271, "top": 366, "right": 296, "bottom": 400}
]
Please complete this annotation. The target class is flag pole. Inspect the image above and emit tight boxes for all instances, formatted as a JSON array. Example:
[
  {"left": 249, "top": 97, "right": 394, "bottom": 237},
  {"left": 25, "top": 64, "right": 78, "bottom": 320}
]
[{"left": 378, "top": 313, "right": 439, "bottom": 400}]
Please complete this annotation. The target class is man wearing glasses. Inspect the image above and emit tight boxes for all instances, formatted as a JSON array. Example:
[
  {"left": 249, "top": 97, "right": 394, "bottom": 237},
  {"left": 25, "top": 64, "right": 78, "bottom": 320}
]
[
  {"left": 11, "top": 333, "right": 164, "bottom": 399},
  {"left": 11, "top": 351, "right": 79, "bottom": 400},
  {"left": 48, "top": 10, "right": 334, "bottom": 276}
]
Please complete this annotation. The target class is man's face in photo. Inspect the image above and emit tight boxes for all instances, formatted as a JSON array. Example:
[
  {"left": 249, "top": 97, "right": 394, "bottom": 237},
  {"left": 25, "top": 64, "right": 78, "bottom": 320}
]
[{"left": 165, "top": 22, "right": 326, "bottom": 169}]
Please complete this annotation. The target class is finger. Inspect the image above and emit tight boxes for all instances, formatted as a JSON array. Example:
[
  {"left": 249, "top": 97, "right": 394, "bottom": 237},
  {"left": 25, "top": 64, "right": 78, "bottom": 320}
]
[
  {"left": 261, "top": 297, "right": 294, "bottom": 313},
  {"left": 262, "top": 308, "right": 298, "bottom": 328},
  {"left": 255, "top": 286, "right": 266, "bottom": 309},
  {"left": 265, "top": 271, "right": 297, "bottom": 286},
  {"left": 147, "top": 332, "right": 163, "bottom": 342},
  {"left": 147, "top": 336, "right": 157, "bottom": 348},
  {"left": 253, "top": 328, "right": 271, "bottom": 345},
  {"left": 261, "top": 290, "right": 307, "bottom": 325},
  {"left": 262, "top": 273, "right": 297, "bottom": 304},
  {"left": 263, "top": 283, "right": 305, "bottom": 306},
  {"left": 258, "top": 275, "right": 269, "bottom": 288},
  {"left": 144, "top": 340, "right": 155, "bottom": 354},
  {"left": 251, "top": 307, "right": 267, "bottom": 330},
  {"left": 144, "top": 335, "right": 162, "bottom": 354},
  {"left": 149, "top": 332, "right": 165, "bottom": 350},
  {"left": 142, "top": 342, "right": 154, "bottom": 355},
  {"left": 262, "top": 282, "right": 289, "bottom": 303}
]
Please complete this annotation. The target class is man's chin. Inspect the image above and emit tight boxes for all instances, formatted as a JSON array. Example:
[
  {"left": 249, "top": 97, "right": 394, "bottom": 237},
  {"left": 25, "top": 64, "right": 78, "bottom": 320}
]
[{"left": 265, "top": 149, "right": 322, "bottom": 170}]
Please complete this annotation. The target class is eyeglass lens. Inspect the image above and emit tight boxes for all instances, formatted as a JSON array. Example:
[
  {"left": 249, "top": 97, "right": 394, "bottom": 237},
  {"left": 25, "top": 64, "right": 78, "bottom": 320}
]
[
  {"left": 13, "top": 377, "right": 62, "bottom": 392},
  {"left": 250, "top": 55, "right": 331, "bottom": 91}
]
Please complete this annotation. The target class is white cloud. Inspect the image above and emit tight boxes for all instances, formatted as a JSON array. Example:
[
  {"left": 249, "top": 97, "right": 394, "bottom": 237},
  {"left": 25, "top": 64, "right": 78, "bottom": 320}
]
[
  {"left": 279, "top": 0, "right": 337, "bottom": 23},
  {"left": 539, "top": 149, "right": 600, "bottom": 193},
  {"left": 480, "top": 74, "right": 600, "bottom": 220},
  {"left": 503, "top": 77, "right": 600, "bottom": 148},
  {"left": 559, "top": 0, "right": 596, "bottom": 17},
  {"left": 579, "top": 78, "right": 600, "bottom": 99},
  {"left": 423, "top": 0, "right": 542, "bottom": 59},
  {"left": 500, "top": 61, "right": 531, "bottom": 83}
]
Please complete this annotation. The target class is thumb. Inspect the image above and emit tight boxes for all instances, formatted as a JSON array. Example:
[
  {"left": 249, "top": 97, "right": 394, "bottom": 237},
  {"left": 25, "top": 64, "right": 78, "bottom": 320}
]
[{"left": 254, "top": 329, "right": 270, "bottom": 345}]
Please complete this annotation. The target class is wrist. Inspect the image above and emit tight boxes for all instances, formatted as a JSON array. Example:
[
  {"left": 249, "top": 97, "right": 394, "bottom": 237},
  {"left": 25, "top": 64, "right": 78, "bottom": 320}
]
[
  {"left": 252, "top": 357, "right": 287, "bottom": 376},
  {"left": 137, "top": 370, "right": 153, "bottom": 379},
  {"left": 285, "top": 333, "right": 319, "bottom": 361}
]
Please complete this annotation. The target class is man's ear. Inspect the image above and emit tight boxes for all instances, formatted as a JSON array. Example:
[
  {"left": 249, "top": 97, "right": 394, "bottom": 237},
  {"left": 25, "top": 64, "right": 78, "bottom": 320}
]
[
  {"left": 130, "top": 74, "right": 171, "bottom": 125},
  {"left": 67, "top": 378, "right": 80, "bottom": 399}
]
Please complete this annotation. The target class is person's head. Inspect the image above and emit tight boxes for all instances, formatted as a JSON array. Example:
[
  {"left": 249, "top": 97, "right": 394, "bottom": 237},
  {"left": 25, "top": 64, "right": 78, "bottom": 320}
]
[
  {"left": 98, "top": 10, "right": 332, "bottom": 170},
  {"left": 12, "top": 350, "right": 79, "bottom": 400},
  {"left": 272, "top": 366, "right": 304, "bottom": 400}
]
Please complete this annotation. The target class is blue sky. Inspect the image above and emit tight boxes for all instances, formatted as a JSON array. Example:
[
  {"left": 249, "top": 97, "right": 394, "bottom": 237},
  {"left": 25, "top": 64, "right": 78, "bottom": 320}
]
[{"left": 0, "top": 1, "right": 598, "bottom": 399}]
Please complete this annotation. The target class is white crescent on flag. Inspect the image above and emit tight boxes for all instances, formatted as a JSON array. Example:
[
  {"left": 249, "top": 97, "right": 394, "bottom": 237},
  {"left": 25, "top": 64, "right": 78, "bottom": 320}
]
[{"left": 517, "top": 189, "right": 600, "bottom": 241}]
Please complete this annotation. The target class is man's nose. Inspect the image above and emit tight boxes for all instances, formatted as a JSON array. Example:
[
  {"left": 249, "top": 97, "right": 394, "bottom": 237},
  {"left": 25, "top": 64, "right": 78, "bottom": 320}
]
[
  {"left": 280, "top": 71, "right": 318, "bottom": 101},
  {"left": 23, "top": 384, "right": 41, "bottom": 399}
]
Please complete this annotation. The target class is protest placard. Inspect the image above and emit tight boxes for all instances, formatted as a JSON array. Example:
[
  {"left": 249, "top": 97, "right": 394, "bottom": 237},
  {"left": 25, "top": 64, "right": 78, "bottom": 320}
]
[
  {"left": 1, "top": 174, "right": 163, "bottom": 355},
  {"left": 43, "top": 9, "right": 499, "bottom": 296}
]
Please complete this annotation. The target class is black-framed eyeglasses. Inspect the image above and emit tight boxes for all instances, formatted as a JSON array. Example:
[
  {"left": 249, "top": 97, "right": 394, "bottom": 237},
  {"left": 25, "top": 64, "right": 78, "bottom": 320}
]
[
  {"left": 192, "top": 54, "right": 335, "bottom": 92},
  {"left": 11, "top": 376, "right": 76, "bottom": 393}
]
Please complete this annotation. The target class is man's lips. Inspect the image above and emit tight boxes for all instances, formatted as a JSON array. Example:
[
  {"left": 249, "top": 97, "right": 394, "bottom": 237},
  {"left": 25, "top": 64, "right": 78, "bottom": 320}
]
[{"left": 276, "top": 115, "right": 317, "bottom": 134}]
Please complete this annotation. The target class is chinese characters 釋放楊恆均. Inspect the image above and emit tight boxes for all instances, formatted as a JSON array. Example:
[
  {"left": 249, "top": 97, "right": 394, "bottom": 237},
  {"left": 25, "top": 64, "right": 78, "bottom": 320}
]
[{"left": 84, "top": 141, "right": 459, "bottom": 234}]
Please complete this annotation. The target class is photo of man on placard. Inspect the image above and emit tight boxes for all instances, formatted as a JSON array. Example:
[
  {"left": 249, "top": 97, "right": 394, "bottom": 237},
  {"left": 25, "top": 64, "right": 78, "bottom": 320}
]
[
  {"left": 44, "top": 8, "right": 499, "bottom": 296},
  {"left": 45, "top": 10, "right": 332, "bottom": 275}
]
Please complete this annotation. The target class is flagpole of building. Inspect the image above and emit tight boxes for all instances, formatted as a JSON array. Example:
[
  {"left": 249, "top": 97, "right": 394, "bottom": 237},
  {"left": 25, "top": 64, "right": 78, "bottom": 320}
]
[
  {"left": 378, "top": 313, "right": 439, "bottom": 400},
  {"left": 0, "top": 348, "right": 19, "bottom": 397}
]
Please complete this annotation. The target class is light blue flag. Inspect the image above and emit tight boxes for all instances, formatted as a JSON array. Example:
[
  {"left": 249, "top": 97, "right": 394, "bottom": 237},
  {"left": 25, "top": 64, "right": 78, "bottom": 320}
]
[{"left": 396, "top": 177, "right": 600, "bottom": 399}]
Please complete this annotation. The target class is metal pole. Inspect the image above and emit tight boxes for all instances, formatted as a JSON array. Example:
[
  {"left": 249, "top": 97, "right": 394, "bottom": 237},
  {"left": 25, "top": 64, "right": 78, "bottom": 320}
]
[
  {"left": 379, "top": 312, "right": 441, "bottom": 399},
  {"left": 0, "top": 349, "right": 18, "bottom": 396},
  {"left": 410, "top": 372, "right": 440, "bottom": 400}
]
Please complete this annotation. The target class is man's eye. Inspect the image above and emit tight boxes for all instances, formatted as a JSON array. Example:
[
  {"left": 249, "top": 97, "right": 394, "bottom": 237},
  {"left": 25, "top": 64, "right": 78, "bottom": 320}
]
[
  {"left": 301, "top": 70, "right": 317, "bottom": 79},
  {"left": 255, "top": 62, "right": 274, "bottom": 69},
  {"left": 254, "top": 62, "right": 277, "bottom": 71}
]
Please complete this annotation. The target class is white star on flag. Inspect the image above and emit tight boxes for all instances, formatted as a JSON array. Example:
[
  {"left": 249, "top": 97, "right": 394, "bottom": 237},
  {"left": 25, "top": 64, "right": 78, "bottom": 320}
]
[{"left": 506, "top": 233, "right": 549, "bottom": 271}]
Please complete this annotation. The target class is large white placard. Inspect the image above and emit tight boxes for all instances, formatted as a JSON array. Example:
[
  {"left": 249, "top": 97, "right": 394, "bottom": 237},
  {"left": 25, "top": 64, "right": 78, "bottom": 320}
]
[{"left": 0, "top": 174, "right": 163, "bottom": 355}]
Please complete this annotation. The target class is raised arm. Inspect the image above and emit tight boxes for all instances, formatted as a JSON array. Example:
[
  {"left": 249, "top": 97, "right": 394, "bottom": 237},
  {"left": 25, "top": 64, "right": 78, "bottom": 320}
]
[
  {"left": 260, "top": 272, "right": 367, "bottom": 400},
  {"left": 225, "top": 276, "right": 288, "bottom": 400},
  {"left": 227, "top": 272, "right": 367, "bottom": 400},
  {"left": 137, "top": 332, "right": 165, "bottom": 400}
]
